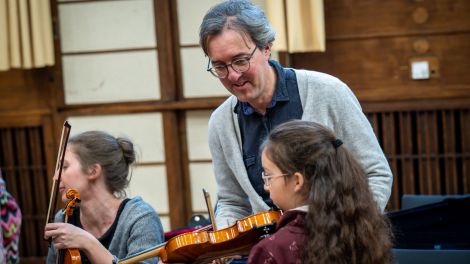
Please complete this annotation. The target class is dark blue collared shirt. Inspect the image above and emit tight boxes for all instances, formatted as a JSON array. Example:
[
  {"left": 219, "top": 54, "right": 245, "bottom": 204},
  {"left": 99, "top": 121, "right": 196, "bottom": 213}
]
[{"left": 234, "top": 60, "right": 303, "bottom": 208}]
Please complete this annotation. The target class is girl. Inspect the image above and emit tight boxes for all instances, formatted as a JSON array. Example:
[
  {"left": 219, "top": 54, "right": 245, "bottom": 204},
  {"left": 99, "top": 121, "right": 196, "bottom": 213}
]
[
  {"left": 247, "top": 120, "right": 392, "bottom": 264},
  {"left": 44, "top": 131, "right": 164, "bottom": 264}
]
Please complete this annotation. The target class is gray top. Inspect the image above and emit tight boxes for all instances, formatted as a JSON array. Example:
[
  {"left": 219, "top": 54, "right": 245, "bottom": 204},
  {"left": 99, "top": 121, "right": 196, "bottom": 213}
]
[
  {"left": 208, "top": 69, "right": 393, "bottom": 228},
  {"left": 47, "top": 196, "right": 164, "bottom": 264}
]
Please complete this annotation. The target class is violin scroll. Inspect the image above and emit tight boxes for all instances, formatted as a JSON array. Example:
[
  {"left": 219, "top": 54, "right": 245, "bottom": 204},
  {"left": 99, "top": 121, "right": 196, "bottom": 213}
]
[
  {"left": 64, "top": 189, "right": 81, "bottom": 219},
  {"left": 59, "top": 188, "right": 82, "bottom": 264}
]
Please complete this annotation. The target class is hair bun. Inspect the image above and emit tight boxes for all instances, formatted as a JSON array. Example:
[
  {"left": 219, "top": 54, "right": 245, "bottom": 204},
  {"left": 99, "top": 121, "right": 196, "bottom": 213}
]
[{"left": 117, "top": 137, "right": 136, "bottom": 164}]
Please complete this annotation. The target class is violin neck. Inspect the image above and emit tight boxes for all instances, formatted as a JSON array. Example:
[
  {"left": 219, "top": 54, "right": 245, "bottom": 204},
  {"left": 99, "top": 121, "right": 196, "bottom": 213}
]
[
  {"left": 56, "top": 248, "right": 64, "bottom": 264},
  {"left": 117, "top": 242, "right": 166, "bottom": 264}
]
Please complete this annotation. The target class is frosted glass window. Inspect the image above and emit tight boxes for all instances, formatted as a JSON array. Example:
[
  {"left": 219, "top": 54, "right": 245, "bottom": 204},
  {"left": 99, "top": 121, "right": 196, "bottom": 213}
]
[
  {"left": 178, "top": 0, "right": 266, "bottom": 45},
  {"left": 181, "top": 47, "right": 230, "bottom": 98},
  {"left": 189, "top": 163, "right": 217, "bottom": 212},
  {"left": 177, "top": 0, "right": 220, "bottom": 45},
  {"left": 159, "top": 216, "right": 171, "bottom": 232},
  {"left": 67, "top": 113, "right": 165, "bottom": 163},
  {"left": 63, "top": 50, "right": 160, "bottom": 104},
  {"left": 186, "top": 111, "right": 212, "bottom": 161},
  {"left": 59, "top": 0, "right": 156, "bottom": 52},
  {"left": 270, "top": 50, "right": 280, "bottom": 62},
  {"left": 129, "top": 165, "right": 168, "bottom": 213},
  {"left": 252, "top": 0, "right": 266, "bottom": 9}
]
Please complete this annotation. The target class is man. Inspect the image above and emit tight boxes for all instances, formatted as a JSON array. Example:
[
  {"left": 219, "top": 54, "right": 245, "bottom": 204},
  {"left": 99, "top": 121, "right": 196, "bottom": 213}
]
[{"left": 200, "top": 0, "right": 393, "bottom": 229}]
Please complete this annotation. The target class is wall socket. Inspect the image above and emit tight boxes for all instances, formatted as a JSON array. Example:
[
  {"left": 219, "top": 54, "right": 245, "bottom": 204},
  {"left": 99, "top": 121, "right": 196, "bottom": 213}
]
[{"left": 410, "top": 57, "right": 440, "bottom": 80}]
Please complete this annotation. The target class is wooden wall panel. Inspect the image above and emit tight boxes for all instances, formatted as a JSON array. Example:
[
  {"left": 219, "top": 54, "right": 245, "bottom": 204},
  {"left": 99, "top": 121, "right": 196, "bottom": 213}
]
[
  {"left": 325, "top": 0, "right": 470, "bottom": 38},
  {"left": 398, "top": 112, "right": 415, "bottom": 195},
  {"left": 368, "top": 109, "right": 469, "bottom": 210},
  {"left": 0, "top": 61, "right": 57, "bottom": 263},
  {"left": 0, "top": 69, "right": 53, "bottom": 113},
  {"left": 0, "top": 126, "right": 51, "bottom": 260},
  {"left": 461, "top": 110, "right": 470, "bottom": 193},
  {"left": 292, "top": 0, "right": 470, "bottom": 103},
  {"left": 442, "top": 110, "right": 458, "bottom": 194},
  {"left": 16, "top": 129, "right": 38, "bottom": 256},
  {"left": 291, "top": 34, "right": 470, "bottom": 102},
  {"left": 382, "top": 112, "right": 400, "bottom": 209}
]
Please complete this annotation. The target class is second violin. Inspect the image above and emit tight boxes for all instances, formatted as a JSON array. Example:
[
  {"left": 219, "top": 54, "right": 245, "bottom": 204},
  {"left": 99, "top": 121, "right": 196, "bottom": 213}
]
[{"left": 118, "top": 210, "right": 281, "bottom": 264}]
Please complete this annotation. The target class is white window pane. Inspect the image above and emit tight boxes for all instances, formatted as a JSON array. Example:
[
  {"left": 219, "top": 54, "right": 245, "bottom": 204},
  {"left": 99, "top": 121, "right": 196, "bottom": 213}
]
[
  {"left": 129, "top": 165, "right": 168, "bottom": 213},
  {"left": 159, "top": 216, "right": 171, "bottom": 232},
  {"left": 189, "top": 163, "right": 217, "bottom": 212},
  {"left": 181, "top": 47, "right": 230, "bottom": 98},
  {"left": 59, "top": 0, "right": 156, "bottom": 52},
  {"left": 63, "top": 51, "right": 160, "bottom": 104},
  {"left": 67, "top": 113, "right": 165, "bottom": 163},
  {"left": 177, "top": 0, "right": 220, "bottom": 45},
  {"left": 186, "top": 110, "right": 212, "bottom": 160}
]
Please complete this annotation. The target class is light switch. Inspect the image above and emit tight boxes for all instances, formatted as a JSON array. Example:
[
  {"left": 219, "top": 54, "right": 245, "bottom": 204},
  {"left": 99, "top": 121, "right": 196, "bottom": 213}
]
[{"left": 411, "top": 61, "right": 430, "bottom": 80}]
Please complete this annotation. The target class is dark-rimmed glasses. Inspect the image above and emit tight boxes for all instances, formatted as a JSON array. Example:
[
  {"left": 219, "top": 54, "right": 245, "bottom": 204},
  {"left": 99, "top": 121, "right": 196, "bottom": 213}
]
[
  {"left": 206, "top": 47, "right": 257, "bottom": 79},
  {"left": 261, "top": 171, "right": 289, "bottom": 187}
]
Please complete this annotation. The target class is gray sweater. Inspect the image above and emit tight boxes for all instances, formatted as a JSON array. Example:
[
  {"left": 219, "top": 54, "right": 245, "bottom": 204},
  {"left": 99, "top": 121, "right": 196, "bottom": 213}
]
[
  {"left": 208, "top": 69, "right": 393, "bottom": 228},
  {"left": 47, "top": 196, "right": 164, "bottom": 264}
]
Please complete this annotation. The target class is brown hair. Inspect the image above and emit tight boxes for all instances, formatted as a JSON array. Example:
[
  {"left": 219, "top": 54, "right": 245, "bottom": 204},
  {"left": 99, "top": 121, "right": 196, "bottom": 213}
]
[
  {"left": 263, "top": 120, "right": 392, "bottom": 264},
  {"left": 68, "top": 131, "right": 136, "bottom": 197}
]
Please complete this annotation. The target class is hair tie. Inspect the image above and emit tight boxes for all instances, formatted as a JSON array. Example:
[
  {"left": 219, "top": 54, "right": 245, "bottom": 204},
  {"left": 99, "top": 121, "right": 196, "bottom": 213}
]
[{"left": 332, "top": 139, "right": 343, "bottom": 149}]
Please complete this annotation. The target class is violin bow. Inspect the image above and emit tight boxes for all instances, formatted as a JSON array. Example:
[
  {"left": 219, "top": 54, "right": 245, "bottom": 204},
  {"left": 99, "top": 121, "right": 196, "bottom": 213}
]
[
  {"left": 202, "top": 188, "right": 217, "bottom": 231},
  {"left": 45, "top": 121, "right": 72, "bottom": 240}
]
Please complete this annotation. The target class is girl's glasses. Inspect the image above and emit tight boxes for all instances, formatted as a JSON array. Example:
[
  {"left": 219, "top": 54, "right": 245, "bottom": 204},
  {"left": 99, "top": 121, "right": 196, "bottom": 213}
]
[{"left": 261, "top": 171, "right": 289, "bottom": 187}]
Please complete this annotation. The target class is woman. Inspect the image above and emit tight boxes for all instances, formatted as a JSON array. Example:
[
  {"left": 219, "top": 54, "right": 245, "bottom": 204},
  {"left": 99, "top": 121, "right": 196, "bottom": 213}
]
[{"left": 44, "top": 131, "right": 164, "bottom": 264}]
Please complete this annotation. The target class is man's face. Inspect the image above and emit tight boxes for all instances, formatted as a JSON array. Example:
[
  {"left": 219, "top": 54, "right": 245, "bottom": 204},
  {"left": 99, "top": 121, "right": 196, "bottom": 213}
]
[{"left": 206, "top": 29, "right": 271, "bottom": 104}]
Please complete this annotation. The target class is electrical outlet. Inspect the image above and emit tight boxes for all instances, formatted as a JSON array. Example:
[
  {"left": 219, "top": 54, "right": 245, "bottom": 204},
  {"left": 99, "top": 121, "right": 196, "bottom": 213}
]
[{"left": 410, "top": 57, "right": 439, "bottom": 80}]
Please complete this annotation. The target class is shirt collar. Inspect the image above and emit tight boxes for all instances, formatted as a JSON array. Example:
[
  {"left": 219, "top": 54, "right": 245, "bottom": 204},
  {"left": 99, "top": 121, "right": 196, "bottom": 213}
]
[
  {"left": 288, "top": 205, "right": 309, "bottom": 212},
  {"left": 235, "top": 60, "right": 290, "bottom": 116}
]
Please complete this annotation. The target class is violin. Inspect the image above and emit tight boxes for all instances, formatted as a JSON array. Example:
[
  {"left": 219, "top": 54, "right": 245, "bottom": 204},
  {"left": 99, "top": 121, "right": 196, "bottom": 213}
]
[
  {"left": 57, "top": 189, "right": 82, "bottom": 264},
  {"left": 117, "top": 189, "right": 281, "bottom": 264},
  {"left": 118, "top": 210, "right": 281, "bottom": 264}
]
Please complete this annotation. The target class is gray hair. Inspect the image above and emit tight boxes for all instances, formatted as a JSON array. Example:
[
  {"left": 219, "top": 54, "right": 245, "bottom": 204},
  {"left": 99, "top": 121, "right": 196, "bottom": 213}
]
[
  {"left": 199, "top": 0, "right": 275, "bottom": 55},
  {"left": 68, "top": 131, "right": 136, "bottom": 197}
]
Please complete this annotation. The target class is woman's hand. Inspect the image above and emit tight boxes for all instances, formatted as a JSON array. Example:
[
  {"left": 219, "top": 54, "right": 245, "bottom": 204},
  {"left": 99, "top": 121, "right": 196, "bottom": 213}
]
[{"left": 44, "top": 222, "right": 94, "bottom": 250}]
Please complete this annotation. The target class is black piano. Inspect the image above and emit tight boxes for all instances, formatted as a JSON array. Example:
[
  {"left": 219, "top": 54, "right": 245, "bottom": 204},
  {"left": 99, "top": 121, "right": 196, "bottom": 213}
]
[{"left": 387, "top": 195, "right": 470, "bottom": 263}]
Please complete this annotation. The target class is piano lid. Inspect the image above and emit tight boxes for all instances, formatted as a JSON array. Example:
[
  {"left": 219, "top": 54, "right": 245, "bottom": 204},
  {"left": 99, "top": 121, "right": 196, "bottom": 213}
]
[{"left": 387, "top": 196, "right": 470, "bottom": 249}]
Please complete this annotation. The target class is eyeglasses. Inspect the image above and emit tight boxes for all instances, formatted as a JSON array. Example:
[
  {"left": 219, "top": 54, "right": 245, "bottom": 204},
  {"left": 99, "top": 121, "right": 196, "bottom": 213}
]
[
  {"left": 261, "top": 171, "right": 289, "bottom": 187},
  {"left": 207, "top": 47, "right": 257, "bottom": 79}
]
